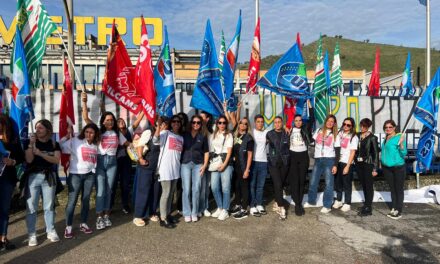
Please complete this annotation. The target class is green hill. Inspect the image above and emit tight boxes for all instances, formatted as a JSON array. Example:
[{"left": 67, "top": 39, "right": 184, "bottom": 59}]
[{"left": 240, "top": 36, "right": 440, "bottom": 85}]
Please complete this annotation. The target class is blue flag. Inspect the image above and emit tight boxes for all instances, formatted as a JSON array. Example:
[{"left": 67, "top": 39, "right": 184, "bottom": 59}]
[
  {"left": 414, "top": 67, "right": 440, "bottom": 171},
  {"left": 419, "top": 0, "right": 427, "bottom": 6},
  {"left": 400, "top": 52, "right": 414, "bottom": 97},
  {"left": 10, "top": 27, "right": 34, "bottom": 141},
  {"left": 257, "top": 43, "right": 310, "bottom": 98},
  {"left": 222, "top": 11, "right": 242, "bottom": 104},
  {"left": 153, "top": 26, "right": 176, "bottom": 118},
  {"left": 190, "top": 20, "right": 224, "bottom": 117}
]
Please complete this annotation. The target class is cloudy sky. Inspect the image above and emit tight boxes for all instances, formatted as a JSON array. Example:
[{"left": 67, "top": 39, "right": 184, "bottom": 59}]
[{"left": 1, "top": 0, "right": 439, "bottom": 62}]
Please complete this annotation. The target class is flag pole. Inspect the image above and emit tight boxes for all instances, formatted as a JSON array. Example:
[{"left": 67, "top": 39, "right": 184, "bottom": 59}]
[
  {"left": 55, "top": 30, "right": 85, "bottom": 93},
  {"left": 426, "top": 0, "right": 431, "bottom": 87}
]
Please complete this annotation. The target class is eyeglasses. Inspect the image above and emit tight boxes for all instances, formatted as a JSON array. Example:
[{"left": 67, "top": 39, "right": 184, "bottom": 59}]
[
  {"left": 217, "top": 121, "right": 227, "bottom": 125},
  {"left": 192, "top": 121, "right": 201, "bottom": 125},
  {"left": 343, "top": 123, "right": 352, "bottom": 128},
  {"left": 171, "top": 120, "right": 181, "bottom": 124}
]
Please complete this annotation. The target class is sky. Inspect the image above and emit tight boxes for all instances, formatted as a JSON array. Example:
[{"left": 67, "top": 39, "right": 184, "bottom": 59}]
[{"left": 1, "top": 0, "right": 439, "bottom": 63}]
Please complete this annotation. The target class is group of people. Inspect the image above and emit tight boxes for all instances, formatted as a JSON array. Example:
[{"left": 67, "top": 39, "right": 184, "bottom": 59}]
[{"left": 0, "top": 94, "right": 408, "bottom": 251}]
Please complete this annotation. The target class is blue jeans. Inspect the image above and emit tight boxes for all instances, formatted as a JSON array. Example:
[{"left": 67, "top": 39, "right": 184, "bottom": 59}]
[
  {"left": 26, "top": 172, "right": 56, "bottom": 234},
  {"left": 308, "top": 158, "right": 335, "bottom": 209},
  {"left": 199, "top": 171, "right": 211, "bottom": 213},
  {"left": 65, "top": 172, "right": 95, "bottom": 226},
  {"left": 134, "top": 165, "right": 154, "bottom": 218},
  {"left": 0, "top": 177, "right": 15, "bottom": 235},
  {"left": 96, "top": 154, "right": 118, "bottom": 213},
  {"left": 250, "top": 161, "right": 267, "bottom": 207},
  {"left": 181, "top": 162, "right": 202, "bottom": 217},
  {"left": 210, "top": 166, "right": 233, "bottom": 210}
]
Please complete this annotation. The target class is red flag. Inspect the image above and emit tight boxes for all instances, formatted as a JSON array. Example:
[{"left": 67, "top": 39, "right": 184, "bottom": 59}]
[
  {"left": 134, "top": 16, "right": 156, "bottom": 124},
  {"left": 60, "top": 58, "right": 75, "bottom": 174},
  {"left": 246, "top": 17, "right": 260, "bottom": 94},
  {"left": 102, "top": 21, "right": 142, "bottom": 114},
  {"left": 368, "top": 47, "right": 381, "bottom": 96},
  {"left": 284, "top": 97, "right": 297, "bottom": 129},
  {"left": 296, "top": 32, "right": 302, "bottom": 51}
]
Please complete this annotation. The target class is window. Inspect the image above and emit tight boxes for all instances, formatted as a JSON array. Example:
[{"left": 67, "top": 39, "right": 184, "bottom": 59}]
[
  {"left": 49, "top": 64, "right": 62, "bottom": 87},
  {"left": 83, "top": 65, "right": 96, "bottom": 85},
  {"left": 175, "top": 82, "right": 184, "bottom": 91},
  {"left": 97, "top": 65, "right": 106, "bottom": 84}
]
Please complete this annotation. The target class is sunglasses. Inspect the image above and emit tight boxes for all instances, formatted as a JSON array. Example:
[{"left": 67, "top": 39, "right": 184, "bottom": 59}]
[
  {"left": 171, "top": 120, "right": 181, "bottom": 124},
  {"left": 240, "top": 122, "right": 248, "bottom": 126},
  {"left": 192, "top": 121, "right": 201, "bottom": 125},
  {"left": 384, "top": 126, "right": 394, "bottom": 129},
  {"left": 343, "top": 123, "right": 352, "bottom": 128},
  {"left": 217, "top": 121, "right": 227, "bottom": 125}
]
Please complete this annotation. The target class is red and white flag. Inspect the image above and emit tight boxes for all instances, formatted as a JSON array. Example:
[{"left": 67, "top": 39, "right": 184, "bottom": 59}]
[
  {"left": 135, "top": 16, "right": 156, "bottom": 124},
  {"left": 246, "top": 17, "right": 260, "bottom": 94},
  {"left": 102, "top": 20, "right": 142, "bottom": 114},
  {"left": 284, "top": 97, "right": 297, "bottom": 129},
  {"left": 59, "top": 58, "right": 75, "bottom": 174}
]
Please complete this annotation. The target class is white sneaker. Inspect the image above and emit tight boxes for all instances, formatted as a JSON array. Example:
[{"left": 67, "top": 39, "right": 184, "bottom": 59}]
[
  {"left": 332, "top": 201, "right": 343, "bottom": 209},
  {"left": 103, "top": 215, "right": 112, "bottom": 227},
  {"left": 47, "top": 230, "right": 60, "bottom": 242},
  {"left": 340, "top": 204, "right": 351, "bottom": 212},
  {"left": 204, "top": 209, "right": 211, "bottom": 217},
  {"left": 256, "top": 205, "right": 267, "bottom": 215},
  {"left": 320, "top": 207, "right": 332, "bottom": 214},
  {"left": 28, "top": 234, "right": 37, "bottom": 247},
  {"left": 250, "top": 207, "right": 261, "bottom": 217},
  {"left": 218, "top": 209, "right": 229, "bottom": 221},
  {"left": 279, "top": 207, "right": 287, "bottom": 220},
  {"left": 303, "top": 202, "right": 317, "bottom": 208},
  {"left": 211, "top": 208, "right": 222, "bottom": 218}
]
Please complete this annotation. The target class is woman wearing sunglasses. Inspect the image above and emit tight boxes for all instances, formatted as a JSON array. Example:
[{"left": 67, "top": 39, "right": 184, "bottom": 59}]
[
  {"left": 208, "top": 116, "right": 233, "bottom": 221},
  {"left": 154, "top": 115, "right": 184, "bottom": 228},
  {"left": 266, "top": 116, "right": 290, "bottom": 220},
  {"left": 381, "top": 120, "right": 407, "bottom": 220},
  {"left": 180, "top": 115, "right": 209, "bottom": 223},
  {"left": 305, "top": 115, "right": 340, "bottom": 214},
  {"left": 333, "top": 117, "right": 358, "bottom": 212},
  {"left": 355, "top": 118, "right": 379, "bottom": 217}
]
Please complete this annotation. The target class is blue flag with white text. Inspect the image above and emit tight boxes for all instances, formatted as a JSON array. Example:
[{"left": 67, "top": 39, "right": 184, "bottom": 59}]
[
  {"left": 256, "top": 43, "right": 310, "bottom": 98},
  {"left": 154, "top": 26, "right": 176, "bottom": 118},
  {"left": 190, "top": 20, "right": 224, "bottom": 117}
]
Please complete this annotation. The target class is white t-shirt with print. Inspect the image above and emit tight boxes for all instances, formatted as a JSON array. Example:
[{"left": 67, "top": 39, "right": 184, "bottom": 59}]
[
  {"left": 209, "top": 132, "right": 233, "bottom": 154},
  {"left": 290, "top": 127, "right": 307, "bottom": 152},
  {"left": 99, "top": 130, "right": 127, "bottom": 156},
  {"left": 60, "top": 137, "right": 98, "bottom": 174},
  {"left": 253, "top": 128, "right": 268, "bottom": 162},
  {"left": 155, "top": 130, "right": 184, "bottom": 181},
  {"left": 313, "top": 129, "right": 341, "bottom": 158},
  {"left": 338, "top": 131, "right": 359, "bottom": 164}
]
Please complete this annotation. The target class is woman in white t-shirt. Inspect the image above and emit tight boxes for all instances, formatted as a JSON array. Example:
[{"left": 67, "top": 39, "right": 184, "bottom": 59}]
[
  {"left": 305, "top": 115, "right": 341, "bottom": 213},
  {"left": 60, "top": 123, "right": 100, "bottom": 239},
  {"left": 333, "top": 118, "right": 358, "bottom": 212},
  {"left": 81, "top": 92, "right": 128, "bottom": 230},
  {"left": 208, "top": 115, "right": 233, "bottom": 221},
  {"left": 153, "top": 116, "right": 184, "bottom": 229}
]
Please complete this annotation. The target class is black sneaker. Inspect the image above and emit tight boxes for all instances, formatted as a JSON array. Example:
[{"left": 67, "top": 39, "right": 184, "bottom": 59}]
[
  {"left": 358, "top": 206, "right": 372, "bottom": 217},
  {"left": 230, "top": 205, "right": 242, "bottom": 216},
  {"left": 122, "top": 206, "right": 131, "bottom": 215},
  {"left": 233, "top": 210, "right": 248, "bottom": 220},
  {"left": 294, "top": 206, "right": 302, "bottom": 216},
  {"left": 0, "top": 239, "right": 16, "bottom": 251}
]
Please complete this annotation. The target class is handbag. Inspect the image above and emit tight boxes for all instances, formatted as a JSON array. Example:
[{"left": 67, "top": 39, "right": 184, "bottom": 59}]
[{"left": 208, "top": 134, "right": 227, "bottom": 172}]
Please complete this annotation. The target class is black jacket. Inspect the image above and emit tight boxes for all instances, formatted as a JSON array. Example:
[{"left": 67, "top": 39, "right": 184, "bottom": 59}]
[
  {"left": 235, "top": 133, "right": 254, "bottom": 172},
  {"left": 267, "top": 130, "right": 290, "bottom": 167},
  {"left": 299, "top": 107, "right": 315, "bottom": 147},
  {"left": 355, "top": 132, "right": 380, "bottom": 170}
]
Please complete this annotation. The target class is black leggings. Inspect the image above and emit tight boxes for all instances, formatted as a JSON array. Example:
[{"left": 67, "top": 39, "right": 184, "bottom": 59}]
[
  {"left": 288, "top": 151, "right": 309, "bottom": 207},
  {"left": 269, "top": 162, "right": 289, "bottom": 206},
  {"left": 383, "top": 165, "right": 406, "bottom": 213},
  {"left": 356, "top": 162, "right": 374, "bottom": 207},
  {"left": 234, "top": 165, "right": 249, "bottom": 209},
  {"left": 335, "top": 162, "right": 353, "bottom": 204}
]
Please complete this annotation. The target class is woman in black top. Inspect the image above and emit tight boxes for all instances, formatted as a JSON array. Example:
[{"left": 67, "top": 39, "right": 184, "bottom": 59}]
[
  {"left": 230, "top": 117, "right": 254, "bottom": 220},
  {"left": 267, "top": 116, "right": 290, "bottom": 220},
  {"left": 0, "top": 114, "right": 24, "bottom": 251},
  {"left": 356, "top": 118, "right": 379, "bottom": 216},
  {"left": 180, "top": 115, "right": 209, "bottom": 222},
  {"left": 24, "top": 119, "right": 61, "bottom": 246}
]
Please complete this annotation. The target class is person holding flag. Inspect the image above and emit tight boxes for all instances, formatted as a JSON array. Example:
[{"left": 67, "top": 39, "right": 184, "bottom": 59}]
[{"left": 0, "top": 114, "right": 24, "bottom": 251}]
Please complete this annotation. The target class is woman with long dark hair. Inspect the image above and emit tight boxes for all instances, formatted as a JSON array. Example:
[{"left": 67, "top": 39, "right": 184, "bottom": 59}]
[
  {"left": 333, "top": 117, "right": 358, "bottom": 212},
  {"left": 381, "top": 120, "right": 407, "bottom": 220},
  {"left": 305, "top": 115, "right": 340, "bottom": 214},
  {"left": 356, "top": 118, "right": 379, "bottom": 216},
  {"left": 181, "top": 115, "right": 209, "bottom": 222},
  {"left": 0, "top": 114, "right": 24, "bottom": 250},
  {"left": 60, "top": 123, "right": 100, "bottom": 238},
  {"left": 82, "top": 92, "right": 129, "bottom": 230},
  {"left": 25, "top": 119, "right": 61, "bottom": 246}
]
